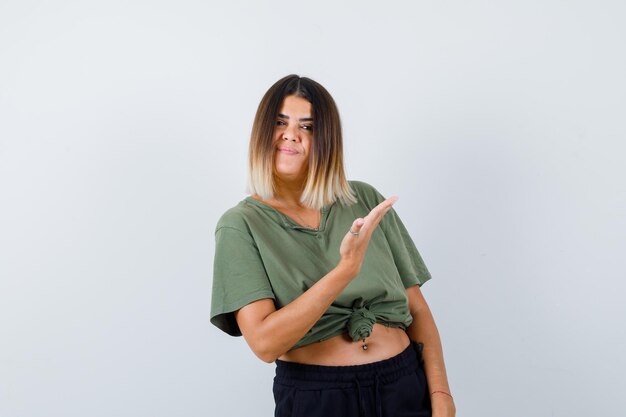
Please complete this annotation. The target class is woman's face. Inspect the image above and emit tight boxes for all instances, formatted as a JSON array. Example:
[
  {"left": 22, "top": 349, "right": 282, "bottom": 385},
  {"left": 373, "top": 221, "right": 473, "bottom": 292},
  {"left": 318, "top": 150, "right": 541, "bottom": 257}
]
[{"left": 273, "top": 95, "right": 314, "bottom": 183}]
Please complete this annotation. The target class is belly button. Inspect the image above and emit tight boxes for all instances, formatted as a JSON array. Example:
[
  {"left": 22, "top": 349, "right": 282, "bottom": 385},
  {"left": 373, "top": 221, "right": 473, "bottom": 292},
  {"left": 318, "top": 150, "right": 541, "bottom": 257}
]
[{"left": 361, "top": 338, "right": 368, "bottom": 351}]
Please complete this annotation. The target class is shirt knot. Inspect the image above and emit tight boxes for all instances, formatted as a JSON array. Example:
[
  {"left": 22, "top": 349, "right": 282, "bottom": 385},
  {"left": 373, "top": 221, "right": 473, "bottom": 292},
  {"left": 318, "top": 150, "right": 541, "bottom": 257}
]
[{"left": 347, "top": 306, "right": 376, "bottom": 341}]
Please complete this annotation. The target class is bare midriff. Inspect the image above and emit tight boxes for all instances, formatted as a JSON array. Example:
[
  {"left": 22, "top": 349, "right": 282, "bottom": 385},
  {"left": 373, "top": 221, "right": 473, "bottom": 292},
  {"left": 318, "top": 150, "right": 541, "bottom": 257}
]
[{"left": 277, "top": 323, "right": 411, "bottom": 366}]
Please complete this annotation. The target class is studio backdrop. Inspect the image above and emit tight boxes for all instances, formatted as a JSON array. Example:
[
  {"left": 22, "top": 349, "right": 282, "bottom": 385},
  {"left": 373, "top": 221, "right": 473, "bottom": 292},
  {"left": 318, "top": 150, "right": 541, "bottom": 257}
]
[{"left": 1, "top": 1, "right": 624, "bottom": 416}]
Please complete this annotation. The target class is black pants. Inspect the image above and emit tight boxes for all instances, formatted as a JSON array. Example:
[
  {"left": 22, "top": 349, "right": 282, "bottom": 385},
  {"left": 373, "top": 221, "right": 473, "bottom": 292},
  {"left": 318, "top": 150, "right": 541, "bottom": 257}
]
[{"left": 273, "top": 341, "right": 431, "bottom": 417}]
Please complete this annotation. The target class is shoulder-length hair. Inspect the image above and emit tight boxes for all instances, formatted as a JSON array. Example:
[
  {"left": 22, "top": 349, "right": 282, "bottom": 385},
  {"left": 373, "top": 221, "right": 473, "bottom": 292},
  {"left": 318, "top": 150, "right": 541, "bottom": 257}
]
[{"left": 247, "top": 74, "right": 356, "bottom": 209}]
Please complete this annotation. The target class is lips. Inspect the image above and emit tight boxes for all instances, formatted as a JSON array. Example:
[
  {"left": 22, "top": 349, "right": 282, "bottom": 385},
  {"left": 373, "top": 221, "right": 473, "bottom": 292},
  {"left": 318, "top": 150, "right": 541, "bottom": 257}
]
[{"left": 278, "top": 147, "right": 298, "bottom": 155}]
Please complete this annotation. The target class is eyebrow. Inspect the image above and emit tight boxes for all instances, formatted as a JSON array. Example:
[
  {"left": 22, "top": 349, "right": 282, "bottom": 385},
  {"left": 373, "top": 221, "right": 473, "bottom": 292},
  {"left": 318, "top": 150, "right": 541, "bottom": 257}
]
[{"left": 278, "top": 113, "right": 313, "bottom": 122}]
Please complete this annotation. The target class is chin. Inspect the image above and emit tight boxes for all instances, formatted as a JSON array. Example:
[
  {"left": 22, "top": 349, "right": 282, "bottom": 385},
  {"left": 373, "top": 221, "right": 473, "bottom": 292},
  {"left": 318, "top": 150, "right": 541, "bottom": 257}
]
[
  {"left": 276, "top": 163, "right": 305, "bottom": 175},
  {"left": 275, "top": 168, "right": 308, "bottom": 182}
]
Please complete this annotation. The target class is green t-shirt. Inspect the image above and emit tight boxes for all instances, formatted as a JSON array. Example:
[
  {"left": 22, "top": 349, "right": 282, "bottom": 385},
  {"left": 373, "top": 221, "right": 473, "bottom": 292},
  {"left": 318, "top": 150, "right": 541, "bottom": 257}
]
[{"left": 209, "top": 181, "right": 431, "bottom": 349}]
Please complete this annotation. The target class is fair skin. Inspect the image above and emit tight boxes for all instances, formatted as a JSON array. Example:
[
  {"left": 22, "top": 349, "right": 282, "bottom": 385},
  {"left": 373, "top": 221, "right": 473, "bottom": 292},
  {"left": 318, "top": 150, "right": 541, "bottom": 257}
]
[{"left": 236, "top": 95, "right": 455, "bottom": 416}]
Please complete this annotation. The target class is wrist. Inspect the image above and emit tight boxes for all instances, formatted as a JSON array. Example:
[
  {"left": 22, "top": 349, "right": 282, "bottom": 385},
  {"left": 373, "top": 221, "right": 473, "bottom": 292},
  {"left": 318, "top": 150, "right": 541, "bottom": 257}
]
[
  {"left": 431, "top": 391, "right": 456, "bottom": 415},
  {"left": 336, "top": 258, "right": 360, "bottom": 279},
  {"left": 430, "top": 390, "right": 454, "bottom": 399}
]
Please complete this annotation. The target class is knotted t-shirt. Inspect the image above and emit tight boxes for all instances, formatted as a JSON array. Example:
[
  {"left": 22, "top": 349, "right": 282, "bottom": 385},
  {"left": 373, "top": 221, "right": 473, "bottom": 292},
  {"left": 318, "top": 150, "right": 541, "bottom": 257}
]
[{"left": 209, "top": 181, "right": 431, "bottom": 349}]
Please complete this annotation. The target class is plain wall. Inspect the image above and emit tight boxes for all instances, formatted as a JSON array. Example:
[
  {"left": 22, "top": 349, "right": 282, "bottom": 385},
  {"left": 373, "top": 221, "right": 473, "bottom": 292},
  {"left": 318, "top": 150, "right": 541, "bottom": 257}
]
[{"left": 1, "top": 1, "right": 625, "bottom": 416}]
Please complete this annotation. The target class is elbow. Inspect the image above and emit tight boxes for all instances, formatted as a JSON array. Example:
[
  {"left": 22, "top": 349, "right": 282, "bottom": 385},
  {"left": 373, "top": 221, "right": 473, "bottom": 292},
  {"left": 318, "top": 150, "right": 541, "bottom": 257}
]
[
  {"left": 249, "top": 337, "right": 285, "bottom": 363},
  {"left": 256, "top": 351, "right": 278, "bottom": 364}
]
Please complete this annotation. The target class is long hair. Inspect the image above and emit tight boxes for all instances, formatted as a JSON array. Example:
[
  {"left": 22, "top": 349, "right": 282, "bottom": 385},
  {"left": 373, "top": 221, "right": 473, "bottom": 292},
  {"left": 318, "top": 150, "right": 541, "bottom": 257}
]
[{"left": 247, "top": 74, "right": 355, "bottom": 209}]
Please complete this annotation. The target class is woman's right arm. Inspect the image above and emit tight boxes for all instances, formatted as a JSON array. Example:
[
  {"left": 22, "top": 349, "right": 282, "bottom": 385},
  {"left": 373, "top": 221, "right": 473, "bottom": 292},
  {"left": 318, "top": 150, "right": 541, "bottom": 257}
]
[{"left": 234, "top": 196, "right": 398, "bottom": 363}]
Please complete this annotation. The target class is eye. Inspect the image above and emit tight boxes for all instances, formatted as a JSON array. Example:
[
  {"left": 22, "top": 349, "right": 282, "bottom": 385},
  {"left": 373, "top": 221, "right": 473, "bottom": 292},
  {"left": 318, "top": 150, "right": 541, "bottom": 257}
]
[
  {"left": 276, "top": 120, "right": 286, "bottom": 126},
  {"left": 301, "top": 124, "right": 313, "bottom": 131}
]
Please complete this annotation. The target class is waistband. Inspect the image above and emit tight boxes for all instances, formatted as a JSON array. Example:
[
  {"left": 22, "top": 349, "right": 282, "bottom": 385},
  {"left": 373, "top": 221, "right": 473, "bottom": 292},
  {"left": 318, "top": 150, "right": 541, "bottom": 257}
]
[{"left": 274, "top": 341, "right": 423, "bottom": 387}]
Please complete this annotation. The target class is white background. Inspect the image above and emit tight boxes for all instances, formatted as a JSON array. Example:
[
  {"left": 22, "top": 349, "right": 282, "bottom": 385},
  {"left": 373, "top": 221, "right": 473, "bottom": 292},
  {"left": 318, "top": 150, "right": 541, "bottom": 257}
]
[{"left": 1, "top": 1, "right": 625, "bottom": 416}]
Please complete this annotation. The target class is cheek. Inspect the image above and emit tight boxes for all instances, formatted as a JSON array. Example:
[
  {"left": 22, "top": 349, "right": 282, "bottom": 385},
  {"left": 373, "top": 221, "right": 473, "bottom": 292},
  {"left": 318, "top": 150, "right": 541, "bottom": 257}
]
[{"left": 304, "top": 136, "right": 314, "bottom": 153}]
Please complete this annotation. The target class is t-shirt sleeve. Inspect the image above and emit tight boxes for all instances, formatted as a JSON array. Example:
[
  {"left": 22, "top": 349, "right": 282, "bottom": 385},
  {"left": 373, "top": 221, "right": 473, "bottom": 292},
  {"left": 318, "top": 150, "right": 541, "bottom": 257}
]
[
  {"left": 352, "top": 181, "right": 432, "bottom": 288},
  {"left": 382, "top": 207, "right": 433, "bottom": 288},
  {"left": 210, "top": 225, "right": 276, "bottom": 336}
]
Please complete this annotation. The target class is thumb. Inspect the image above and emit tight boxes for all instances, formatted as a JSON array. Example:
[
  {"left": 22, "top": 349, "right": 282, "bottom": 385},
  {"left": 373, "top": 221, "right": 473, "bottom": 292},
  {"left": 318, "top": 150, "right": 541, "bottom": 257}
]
[{"left": 350, "top": 218, "right": 365, "bottom": 234}]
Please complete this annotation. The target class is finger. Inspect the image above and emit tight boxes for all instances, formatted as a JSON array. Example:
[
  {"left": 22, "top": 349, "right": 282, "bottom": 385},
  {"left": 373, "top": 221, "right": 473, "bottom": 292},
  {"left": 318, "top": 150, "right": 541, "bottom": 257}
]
[
  {"left": 349, "top": 218, "right": 365, "bottom": 235},
  {"left": 358, "top": 197, "right": 398, "bottom": 237},
  {"left": 371, "top": 196, "right": 398, "bottom": 215},
  {"left": 366, "top": 196, "right": 398, "bottom": 222},
  {"left": 378, "top": 195, "right": 398, "bottom": 212}
]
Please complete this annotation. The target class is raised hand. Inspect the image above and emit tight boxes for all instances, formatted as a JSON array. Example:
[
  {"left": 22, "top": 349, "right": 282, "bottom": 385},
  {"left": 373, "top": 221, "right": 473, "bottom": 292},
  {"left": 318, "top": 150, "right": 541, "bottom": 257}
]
[{"left": 338, "top": 196, "right": 398, "bottom": 276}]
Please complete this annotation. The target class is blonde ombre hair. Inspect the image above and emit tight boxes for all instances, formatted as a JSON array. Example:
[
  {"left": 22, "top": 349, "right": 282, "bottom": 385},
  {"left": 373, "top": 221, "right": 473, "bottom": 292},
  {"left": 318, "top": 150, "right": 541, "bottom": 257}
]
[{"left": 247, "top": 75, "right": 356, "bottom": 209}]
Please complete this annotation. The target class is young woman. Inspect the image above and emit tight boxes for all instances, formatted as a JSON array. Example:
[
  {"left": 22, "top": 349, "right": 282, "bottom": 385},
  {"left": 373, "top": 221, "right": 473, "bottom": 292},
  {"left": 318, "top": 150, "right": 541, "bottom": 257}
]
[{"left": 210, "top": 75, "right": 455, "bottom": 417}]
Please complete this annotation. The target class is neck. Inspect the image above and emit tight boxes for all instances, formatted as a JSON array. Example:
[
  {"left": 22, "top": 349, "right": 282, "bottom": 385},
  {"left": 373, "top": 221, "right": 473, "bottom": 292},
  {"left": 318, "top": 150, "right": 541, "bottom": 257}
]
[{"left": 273, "top": 177, "right": 306, "bottom": 207}]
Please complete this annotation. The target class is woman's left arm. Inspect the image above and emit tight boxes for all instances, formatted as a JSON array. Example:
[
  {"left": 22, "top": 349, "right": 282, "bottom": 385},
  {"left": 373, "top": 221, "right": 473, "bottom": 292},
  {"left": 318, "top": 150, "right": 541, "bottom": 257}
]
[{"left": 405, "top": 284, "right": 456, "bottom": 417}]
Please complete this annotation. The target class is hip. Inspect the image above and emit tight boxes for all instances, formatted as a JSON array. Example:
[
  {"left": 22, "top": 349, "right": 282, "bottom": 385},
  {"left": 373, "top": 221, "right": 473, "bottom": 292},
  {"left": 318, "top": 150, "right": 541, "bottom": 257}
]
[{"left": 273, "top": 341, "right": 431, "bottom": 417}]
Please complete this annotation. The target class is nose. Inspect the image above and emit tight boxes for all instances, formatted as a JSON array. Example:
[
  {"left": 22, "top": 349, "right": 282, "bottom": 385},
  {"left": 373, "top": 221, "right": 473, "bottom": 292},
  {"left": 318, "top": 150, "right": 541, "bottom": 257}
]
[{"left": 282, "top": 125, "right": 300, "bottom": 142}]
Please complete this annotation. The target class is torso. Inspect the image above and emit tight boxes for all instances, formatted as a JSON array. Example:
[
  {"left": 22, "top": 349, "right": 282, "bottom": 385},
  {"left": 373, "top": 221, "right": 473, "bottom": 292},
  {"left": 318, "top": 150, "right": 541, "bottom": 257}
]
[
  {"left": 278, "top": 323, "right": 411, "bottom": 366},
  {"left": 254, "top": 194, "right": 411, "bottom": 365}
]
